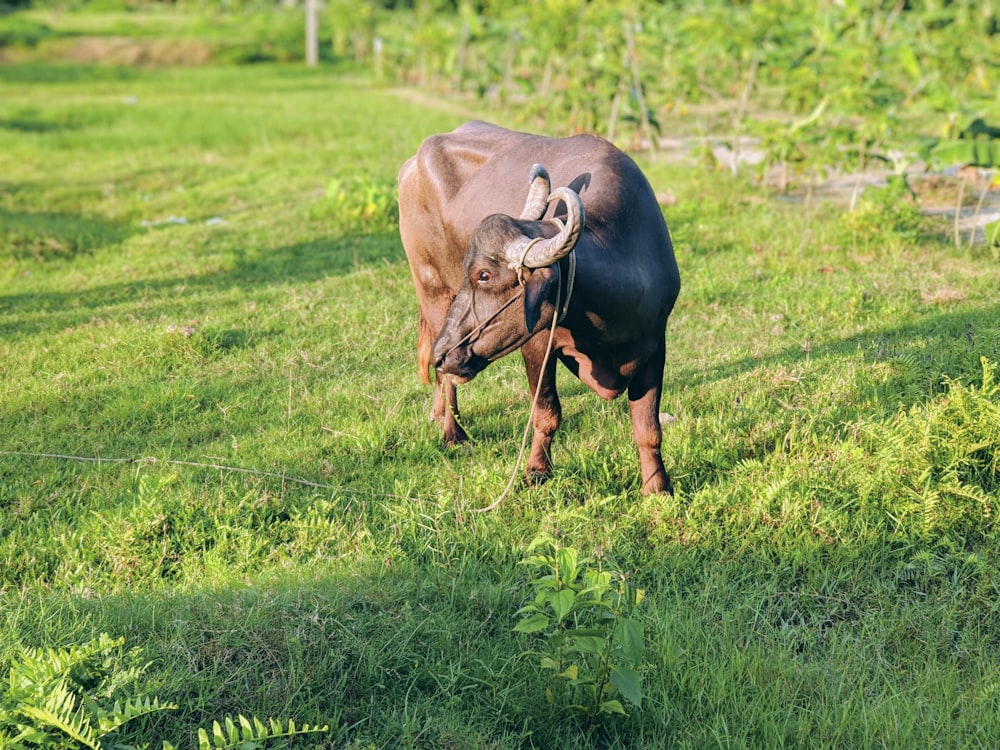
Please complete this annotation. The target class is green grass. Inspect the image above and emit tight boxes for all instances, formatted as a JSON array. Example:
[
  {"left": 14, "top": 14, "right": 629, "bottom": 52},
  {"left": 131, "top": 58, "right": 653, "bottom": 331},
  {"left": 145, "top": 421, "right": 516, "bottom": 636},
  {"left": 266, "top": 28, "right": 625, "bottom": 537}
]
[
  {"left": 2, "top": 53, "right": 1000, "bottom": 749},
  {"left": 0, "top": 6, "right": 309, "bottom": 64}
]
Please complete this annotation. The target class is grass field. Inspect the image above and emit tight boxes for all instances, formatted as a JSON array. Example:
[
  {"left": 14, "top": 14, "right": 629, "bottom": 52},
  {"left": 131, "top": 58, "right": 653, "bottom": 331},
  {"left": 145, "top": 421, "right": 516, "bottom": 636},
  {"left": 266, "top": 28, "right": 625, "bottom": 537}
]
[{"left": 2, "top": 51, "right": 1000, "bottom": 749}]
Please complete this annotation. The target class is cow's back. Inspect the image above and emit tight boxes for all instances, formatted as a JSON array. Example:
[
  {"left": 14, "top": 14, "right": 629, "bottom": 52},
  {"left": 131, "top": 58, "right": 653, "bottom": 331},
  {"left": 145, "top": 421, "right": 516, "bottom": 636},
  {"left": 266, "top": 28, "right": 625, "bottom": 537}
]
[
  {"left": 398, "top": 119, "right": 677, "bottom": 345},
  {"left": 399, "top": 122, "right": 549, "bottom": 254}
]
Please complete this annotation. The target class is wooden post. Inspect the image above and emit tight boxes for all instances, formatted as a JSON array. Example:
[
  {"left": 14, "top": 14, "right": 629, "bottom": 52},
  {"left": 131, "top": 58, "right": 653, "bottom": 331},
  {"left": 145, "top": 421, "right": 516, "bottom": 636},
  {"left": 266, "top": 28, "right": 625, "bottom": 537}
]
[
  {"left": 305, "top": 0, "right": 319, "bottom": 68},
  {"left": 624, "top": 19, "right": 656, "bottom": 152},
  {"left": 373, "top": 36, "right": 383, "bottom": 81}
]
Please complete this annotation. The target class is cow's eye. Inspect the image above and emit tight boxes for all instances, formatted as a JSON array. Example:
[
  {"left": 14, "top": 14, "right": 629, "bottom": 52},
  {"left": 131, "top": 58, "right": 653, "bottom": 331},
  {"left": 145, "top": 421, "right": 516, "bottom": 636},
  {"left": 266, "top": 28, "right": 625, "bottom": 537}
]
[{"left": 476, "top": 270, "right": 492, "bottom": 284}]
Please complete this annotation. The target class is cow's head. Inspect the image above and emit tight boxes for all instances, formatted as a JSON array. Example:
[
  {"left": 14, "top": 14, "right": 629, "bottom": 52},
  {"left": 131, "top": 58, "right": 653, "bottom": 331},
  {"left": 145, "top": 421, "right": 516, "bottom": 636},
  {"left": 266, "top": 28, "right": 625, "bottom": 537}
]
[{"left": 433, "top": 165, "right": 585, "bottom": 382}]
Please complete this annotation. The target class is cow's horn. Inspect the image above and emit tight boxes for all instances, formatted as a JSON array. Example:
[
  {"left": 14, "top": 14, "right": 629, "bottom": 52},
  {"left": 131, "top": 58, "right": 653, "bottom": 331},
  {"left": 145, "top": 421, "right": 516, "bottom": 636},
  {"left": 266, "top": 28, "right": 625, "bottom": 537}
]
[
  {"left": 519, "top": 163, "right": 551, "bottom": 221},
  {"left": 519, "top": 187, "right": 585, "bottom": 269}
]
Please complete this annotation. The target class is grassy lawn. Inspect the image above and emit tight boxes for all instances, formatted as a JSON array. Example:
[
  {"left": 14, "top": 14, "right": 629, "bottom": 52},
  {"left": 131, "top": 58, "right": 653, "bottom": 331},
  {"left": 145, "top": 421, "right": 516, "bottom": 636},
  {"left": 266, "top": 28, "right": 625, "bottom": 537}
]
[{"left": 2, "top": 50, "right": 1000, "bottom": 749}]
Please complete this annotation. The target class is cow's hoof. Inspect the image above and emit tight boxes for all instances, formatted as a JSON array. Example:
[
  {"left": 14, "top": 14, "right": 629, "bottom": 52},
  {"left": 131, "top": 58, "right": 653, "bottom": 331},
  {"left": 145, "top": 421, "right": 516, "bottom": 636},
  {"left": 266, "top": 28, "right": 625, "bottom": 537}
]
[
  {"left": 525, "top": 467, "right": 552, "bottom": 486},
  {"left": 642, "top": 477, "right": 674, "bottom": 496},
  {"left": 642, "top": 471, "right": 674, "bottom": 496},
  {"left": 443, "top": 432, "right": 468, "bottom": 447}
]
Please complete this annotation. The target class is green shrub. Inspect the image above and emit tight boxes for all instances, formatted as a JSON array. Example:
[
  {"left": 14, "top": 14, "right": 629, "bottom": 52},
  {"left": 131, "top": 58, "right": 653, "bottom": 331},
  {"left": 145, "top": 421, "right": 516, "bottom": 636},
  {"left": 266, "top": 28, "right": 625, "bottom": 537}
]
[
  {"left": 514, "top": 539, "right": 647, "bottom": 725},
  {"left": 0, "top": 16, "right": 53, "bottom": 48},
  {"left": 844, "top": 175, "right": 923, "bottom": 241},
  {"left": 323, "top": 175, "right": 399, "bottom": 234}
]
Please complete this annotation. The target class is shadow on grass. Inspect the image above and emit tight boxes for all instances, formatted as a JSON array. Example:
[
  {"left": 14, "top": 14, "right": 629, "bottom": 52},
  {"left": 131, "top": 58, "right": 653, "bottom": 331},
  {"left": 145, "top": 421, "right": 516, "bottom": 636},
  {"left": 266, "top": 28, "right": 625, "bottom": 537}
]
[
  {"left": 0, "top": 228, "right": 405, "bottom": 340},
  {"left": 675, "top": 301, "right": 1000, "bottom": 391},
  {"left": 661, "top": 300, "right": 1000, "bottom": 493},
  {"left": 229, "top": 231, "right": 405, "bottom": 285},
  {"left": 0, "top": 208, "right": 134, "bottom": 262},
  {"left": 0, "top": 105, "right": 124, "bottom": 134},
  {"left": 0, "top": 61, "right": 143, "bottom": 85},
  {"left": 6, "top": 535, "right": 1000, "bottom": 750},
  {"left": 0, "top": 557, "right": 539, "bottom": 748}
]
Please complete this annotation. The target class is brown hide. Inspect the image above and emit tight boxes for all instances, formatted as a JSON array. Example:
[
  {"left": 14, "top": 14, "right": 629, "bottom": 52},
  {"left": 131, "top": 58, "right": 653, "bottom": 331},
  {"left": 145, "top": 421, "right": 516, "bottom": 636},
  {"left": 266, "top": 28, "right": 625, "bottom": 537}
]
[{"left": 397, "top": 121, "right": 680, "bottom": 494}]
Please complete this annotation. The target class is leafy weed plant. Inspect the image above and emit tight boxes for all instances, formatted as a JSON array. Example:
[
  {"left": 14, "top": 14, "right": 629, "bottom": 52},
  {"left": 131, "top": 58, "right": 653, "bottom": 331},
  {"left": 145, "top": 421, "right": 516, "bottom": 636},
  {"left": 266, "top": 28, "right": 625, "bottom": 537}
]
[
  {"left": 323, "top": 175, "right": 399, "bottom": 234},
  {"left": 844, "top": 175, "right": 924, "bottom": 242},
  {"left": 514, "top": 539, "right": 646, "bottom": 724}
]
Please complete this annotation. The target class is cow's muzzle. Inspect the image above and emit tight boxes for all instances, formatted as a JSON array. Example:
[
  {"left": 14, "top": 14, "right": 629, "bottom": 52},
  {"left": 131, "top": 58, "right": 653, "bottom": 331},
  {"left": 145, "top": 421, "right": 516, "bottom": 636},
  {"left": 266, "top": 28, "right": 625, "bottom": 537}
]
[
  {"left": 433, "top": 287, "right": 525, "bottom": 379},
  {"left": 434, "top": 344, "right": 488, "bottom": 383}
]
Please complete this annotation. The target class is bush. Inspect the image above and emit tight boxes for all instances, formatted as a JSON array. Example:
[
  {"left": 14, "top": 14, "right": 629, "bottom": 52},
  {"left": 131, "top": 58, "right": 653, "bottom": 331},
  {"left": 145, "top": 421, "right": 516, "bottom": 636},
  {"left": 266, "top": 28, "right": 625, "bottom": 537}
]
[
  {"left": 844, "top": 176, "right": 923, "bottom": 241},
  {"left": 0, "top": 16, "right": 53, "bottom": 48},
  {"left": 323, "top": 175, "right": 399, "bottom": 234}
]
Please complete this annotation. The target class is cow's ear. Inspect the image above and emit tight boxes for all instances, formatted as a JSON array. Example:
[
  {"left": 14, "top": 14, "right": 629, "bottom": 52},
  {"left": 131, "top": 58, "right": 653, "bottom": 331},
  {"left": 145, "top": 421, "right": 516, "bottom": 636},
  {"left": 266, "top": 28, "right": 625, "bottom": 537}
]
[{"left": 524, "top": 265, "right": 560, "bottom": 333}]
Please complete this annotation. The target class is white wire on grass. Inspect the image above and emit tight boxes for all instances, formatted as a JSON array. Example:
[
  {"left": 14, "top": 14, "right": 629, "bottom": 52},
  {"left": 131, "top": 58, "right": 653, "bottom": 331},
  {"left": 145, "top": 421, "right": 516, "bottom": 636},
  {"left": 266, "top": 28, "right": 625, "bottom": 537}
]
[
  {"left": 0, "top": 451, "right": 335, "bottom": 490},
  {"left": 6, "top": 281, "right": 567, "bottom": 511}
]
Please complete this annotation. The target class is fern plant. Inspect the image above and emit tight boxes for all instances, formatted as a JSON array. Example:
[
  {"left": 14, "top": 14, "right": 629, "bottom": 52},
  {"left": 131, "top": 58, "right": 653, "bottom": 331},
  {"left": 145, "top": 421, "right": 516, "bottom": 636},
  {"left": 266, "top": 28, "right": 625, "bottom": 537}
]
[
  {"left": 868, "top": 357, "right": 1000, "bottom": 540},
  {"left": 184, "top": 716, "right": 325, "bottom": 750},
  {"left": 0, "top": 633, "right": 173, "bottom": 750},
  {"left": 0, "top": 634, "right": 327, "bottom": 750}
]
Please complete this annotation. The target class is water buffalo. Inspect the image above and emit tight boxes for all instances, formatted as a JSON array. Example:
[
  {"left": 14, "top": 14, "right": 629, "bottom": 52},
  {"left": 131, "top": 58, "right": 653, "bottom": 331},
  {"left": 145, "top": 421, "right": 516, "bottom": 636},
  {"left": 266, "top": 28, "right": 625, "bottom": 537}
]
[{"left": 397, "top": 120, "right": 680, "bottom": 494}]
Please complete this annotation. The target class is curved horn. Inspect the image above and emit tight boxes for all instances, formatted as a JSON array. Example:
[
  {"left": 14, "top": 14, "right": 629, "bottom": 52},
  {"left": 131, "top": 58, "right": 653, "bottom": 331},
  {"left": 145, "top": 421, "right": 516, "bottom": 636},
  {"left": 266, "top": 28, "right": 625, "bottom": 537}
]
[
  {"left": 518, "top": 187, "right": 585, "bottom": 269},
  {"left": 519, "top": 163, "right": 551, "bottom": 220}
]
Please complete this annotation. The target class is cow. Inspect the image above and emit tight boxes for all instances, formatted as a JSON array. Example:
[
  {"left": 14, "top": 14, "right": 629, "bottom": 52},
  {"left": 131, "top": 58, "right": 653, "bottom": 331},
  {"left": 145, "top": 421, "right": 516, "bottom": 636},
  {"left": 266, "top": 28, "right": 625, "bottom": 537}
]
[{"left": 397, "top": 120, "right": 680, "bottom": 494}]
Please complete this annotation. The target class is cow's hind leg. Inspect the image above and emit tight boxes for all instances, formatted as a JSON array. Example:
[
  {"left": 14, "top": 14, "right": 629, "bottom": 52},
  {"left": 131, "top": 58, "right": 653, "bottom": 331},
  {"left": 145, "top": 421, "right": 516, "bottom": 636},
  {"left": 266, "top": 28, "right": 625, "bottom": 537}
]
[
  {"left": 627, "top": 341, "right": 673, "bottom": 495},
  {"left": 521, "top": 336, "right": 561, "bottom": 483}
]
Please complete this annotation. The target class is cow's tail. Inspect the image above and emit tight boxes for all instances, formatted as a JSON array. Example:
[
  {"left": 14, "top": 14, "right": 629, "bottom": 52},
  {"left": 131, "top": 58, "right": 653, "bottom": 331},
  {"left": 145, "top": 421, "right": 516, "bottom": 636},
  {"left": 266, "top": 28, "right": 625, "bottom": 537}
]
[{"left": 417, "top": 312, "right": 434, "bottom": 385}]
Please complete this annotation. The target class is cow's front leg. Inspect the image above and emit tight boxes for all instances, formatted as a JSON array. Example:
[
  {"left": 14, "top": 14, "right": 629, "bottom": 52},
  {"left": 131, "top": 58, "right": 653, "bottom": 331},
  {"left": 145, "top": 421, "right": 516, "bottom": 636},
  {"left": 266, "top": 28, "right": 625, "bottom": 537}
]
[
  {"left": 627, "top": 342, "right": 672, "bottom": 495},
  {"left": 521, "top": 336, "right": 561, "bottom": 483},
  {"left": 433, "top": 373, "right": 468, "bottom": 445}
]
